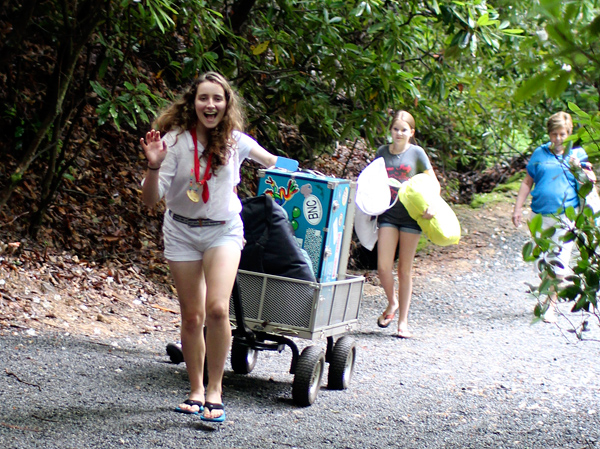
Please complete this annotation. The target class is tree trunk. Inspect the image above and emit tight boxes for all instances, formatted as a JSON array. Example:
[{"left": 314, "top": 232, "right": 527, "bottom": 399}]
[
  {"left": 0, "top": 1, "right": 103, "bottom": 210},
  {"left": 28, "top": 104, "right": 91, "bottom": 237}
]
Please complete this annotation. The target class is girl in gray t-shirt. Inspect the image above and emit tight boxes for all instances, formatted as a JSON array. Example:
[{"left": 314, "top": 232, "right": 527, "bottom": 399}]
[{"left": 374, "top": 111, "right": 439, "bottom": 339}]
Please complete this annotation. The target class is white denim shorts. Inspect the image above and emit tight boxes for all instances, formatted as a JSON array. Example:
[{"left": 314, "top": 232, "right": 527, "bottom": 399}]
[
  {"left": 162, "top": 212, "right": 244, "bottom": 262},
  {"left": 535, "top": 214, "right": 575, "bottom": 277}
]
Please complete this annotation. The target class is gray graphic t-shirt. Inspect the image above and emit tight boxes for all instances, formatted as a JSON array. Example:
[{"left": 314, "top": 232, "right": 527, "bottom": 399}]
[{"left": 375, "top": 144, "right": 432, "bottom": 225}]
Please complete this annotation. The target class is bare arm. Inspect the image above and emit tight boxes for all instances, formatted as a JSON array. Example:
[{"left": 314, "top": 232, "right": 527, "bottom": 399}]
[
  {"left": 512, "top": 174, "right": 534, "bottom": 227},
  {"left": 141, "top": 170, "right": 162, "bottom": 207},
  {"left": 248, "top": 144, "right": 278, "bottom": 168}
]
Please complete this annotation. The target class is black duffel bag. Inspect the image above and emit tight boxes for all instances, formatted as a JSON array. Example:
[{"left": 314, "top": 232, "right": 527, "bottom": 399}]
[{"left": 239, "top": 194, "right": 315, "bottom": 282}]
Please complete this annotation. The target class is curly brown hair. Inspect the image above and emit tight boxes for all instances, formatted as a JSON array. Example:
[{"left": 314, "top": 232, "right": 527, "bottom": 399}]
[{"left": 153, "top": 72, "right": 246, "bottom": 170}]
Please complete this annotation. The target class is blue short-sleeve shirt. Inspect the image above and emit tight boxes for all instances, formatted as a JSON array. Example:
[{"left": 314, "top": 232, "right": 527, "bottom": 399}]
[{"left": 527, "top": 142, "right": 588, "bottom": 215}]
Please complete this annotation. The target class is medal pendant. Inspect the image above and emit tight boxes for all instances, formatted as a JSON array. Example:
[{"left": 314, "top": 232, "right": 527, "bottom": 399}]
[{"left": 187, "top": 189, "right": 200, "bottom": 203}]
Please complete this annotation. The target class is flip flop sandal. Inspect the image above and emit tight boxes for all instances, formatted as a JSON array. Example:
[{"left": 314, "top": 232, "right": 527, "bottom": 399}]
[
  {"left": 377, "top": 311, "right": 396, "bottom": 328},
  {"left": 201, "top": 402, "right": 226, "bottom": 423},
  {"left": 175, "top": 399, "right": 204, "bottom": 415}
]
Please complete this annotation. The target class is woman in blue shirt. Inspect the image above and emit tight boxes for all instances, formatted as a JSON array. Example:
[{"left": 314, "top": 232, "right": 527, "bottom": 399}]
[{"left": 512, "top": 111, "right": 593, "bottom": 322}]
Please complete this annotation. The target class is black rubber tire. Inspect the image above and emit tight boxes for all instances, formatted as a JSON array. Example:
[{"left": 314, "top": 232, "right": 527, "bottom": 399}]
[
  {"left": 166, "top": 342, "right": 184, "bottom": 364},
  {"left": 230, "top": 340, "right": 258, "bottom": 374},
  {"left": 292, "top": 345, "right": 325, "bottom": 406},
  {"left": 166, "top": 342, "right": 208, "bottom": 385},
  {"left": 327, "top": 336, "right": 356, "bottom": 390}
]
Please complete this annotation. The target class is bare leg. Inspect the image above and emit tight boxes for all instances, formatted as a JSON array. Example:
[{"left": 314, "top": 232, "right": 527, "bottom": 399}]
[
  {"left": 377, "top": 226, "right": 400, "bottom": 322},
  {"left": 201, "top": 244, "right": 240, "bottom": 420},
  {"left": 396, "top": 231, "right": 421, "bottom": 338},
  {"left": 168, "top": 259, "right": 206, "bottom": 412},
  {"left": 543, "top": 275, "right": 563, "bottom": 323}
]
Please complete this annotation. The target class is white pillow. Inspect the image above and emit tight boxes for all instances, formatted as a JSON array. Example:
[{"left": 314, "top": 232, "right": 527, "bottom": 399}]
[{"left": 355, "top": 158, "right": 391, "bottom": 216}]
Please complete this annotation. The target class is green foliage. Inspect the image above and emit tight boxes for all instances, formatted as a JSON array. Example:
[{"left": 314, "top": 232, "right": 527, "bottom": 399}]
[
  {"left": 470, "top": 191, "right": 511, "bottom": 209},
  {"left": 512, "top": 1, "right": 600, "bottom": 334},
  {"left": 9, "top": 173, "right": 22, "bottom": 184},
  {"left": 470, "top": 176, "right": 522, "bottom": 208},
  {"left": 569, "top": 103, "right": 600, "bottom": 162},
  {"left": 91, "top": 81, "right": 168, "bottom": 131},
  {"left": 134, "top": 0, "right": 527, "bottom": 167},
  {"left": 526, "top": 203, "right": 600, "bottom": 334},
  {"left": 136, "top": 0, "right": 177, "bottom": 33},
  {"left": 494, "top": 177, "right": 524, "bottom": 193},
  {"left": 512, "top": 0, "right": 600, "bottom": 109},
  {"left": 2, "top": 0, "right": 599, "bottom": 253},
  {"left": 2, "top": 0, "right": 567, "bottom": 196}
]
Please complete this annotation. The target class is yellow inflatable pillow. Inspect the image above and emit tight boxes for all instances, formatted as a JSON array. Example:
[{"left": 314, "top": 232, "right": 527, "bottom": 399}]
[{"left": 399, "top": 174, "right": 461, "bottom": 246}]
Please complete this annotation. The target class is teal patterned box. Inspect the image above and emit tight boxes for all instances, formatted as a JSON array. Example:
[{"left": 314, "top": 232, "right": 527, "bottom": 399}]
[{"left": 257, "top": 169, "right": 351, "bottom": 283}]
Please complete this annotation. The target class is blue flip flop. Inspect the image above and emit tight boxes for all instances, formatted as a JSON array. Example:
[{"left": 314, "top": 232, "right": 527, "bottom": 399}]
[
  {"left": 201, "top": 402, "right": 226, "bottom": 422},
  {"left": 175, "top": 399, "right": 204, "bottom": 415}
]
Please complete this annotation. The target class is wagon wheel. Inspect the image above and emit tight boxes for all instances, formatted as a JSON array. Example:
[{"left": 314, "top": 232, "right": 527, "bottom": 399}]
[
  {"left": 292, "top": 345, "right": 325, "bottom": 406},
  {"left": 166, "top": 342, "right": 209, "bottom": 384},
  {"left": 230, "top": 339, "right": 258, "bottom": 374},
  {"left": 166, "top": 342, "right": 184, "bottom": 365},
  {"left": 327, "top": 336, "right": 356, "bottom": 390}
]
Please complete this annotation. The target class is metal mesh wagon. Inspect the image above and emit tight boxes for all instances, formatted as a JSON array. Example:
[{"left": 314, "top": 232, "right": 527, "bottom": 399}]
[
  {"left": 229, "top": 270, "right": 364, "bottom": 406},
  {"left": 231, "top": 270, "right": 364, "bottom": 340}
]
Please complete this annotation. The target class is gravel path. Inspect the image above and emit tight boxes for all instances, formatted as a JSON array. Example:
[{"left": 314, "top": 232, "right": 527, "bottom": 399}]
[{"left": 2, "top": 218, "right": 600, "bottom": 448}]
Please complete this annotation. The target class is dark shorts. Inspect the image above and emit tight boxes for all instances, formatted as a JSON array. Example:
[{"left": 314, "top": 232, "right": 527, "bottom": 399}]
[
  {"left": 377, "top": 202, "right": 422, "bottom": 234},
  {"left": 378, "top": 220, "right": 422, "bottom": 234}
]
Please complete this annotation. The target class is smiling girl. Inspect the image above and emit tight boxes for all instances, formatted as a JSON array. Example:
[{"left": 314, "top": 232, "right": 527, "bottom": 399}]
[
  {"left": 374, "top": 110, "right": 438, "bottom": 338},
  {"left": 140, "top": 72, "right": 277, "bottom": 422}
]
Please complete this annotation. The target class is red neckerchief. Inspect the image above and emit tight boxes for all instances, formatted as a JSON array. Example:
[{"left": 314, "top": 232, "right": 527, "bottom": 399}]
[{"left": 190, "top": 128, "right": 212, "bottom": 203}]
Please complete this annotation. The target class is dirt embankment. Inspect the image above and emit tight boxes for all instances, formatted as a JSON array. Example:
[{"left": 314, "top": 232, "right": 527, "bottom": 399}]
[{"left": 0, "top": 197, "right": 524, "bottom": 341}]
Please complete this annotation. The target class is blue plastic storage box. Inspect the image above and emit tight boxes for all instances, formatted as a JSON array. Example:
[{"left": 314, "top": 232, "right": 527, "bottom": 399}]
[{"left": 257, "top": 169, "right": 352, "bottom": 282}]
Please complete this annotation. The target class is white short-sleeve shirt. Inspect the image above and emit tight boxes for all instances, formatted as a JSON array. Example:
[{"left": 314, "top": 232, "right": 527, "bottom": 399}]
[{"left": 148, "top": 129, "right": 255, "bottom": 220}]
